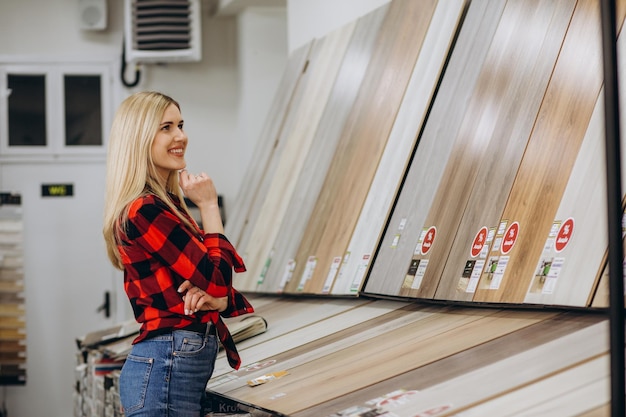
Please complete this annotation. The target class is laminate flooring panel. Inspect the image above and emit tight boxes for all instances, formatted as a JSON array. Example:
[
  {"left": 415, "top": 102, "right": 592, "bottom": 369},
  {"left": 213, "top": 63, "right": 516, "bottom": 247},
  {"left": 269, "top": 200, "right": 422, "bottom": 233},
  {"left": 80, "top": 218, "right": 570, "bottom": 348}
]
[
  {"left": 257, "top": 5, "right": 389, "bottom": 294},
  {"left": 223, "top": 308, "right": 548, "bottom": 415},
  {"left": 215, "top": 297, "right": 372, "bottom": 377},
  {"left": 235, "top": 39, "right": 332, "bottom": 255},
  {"left": 432, "top": 0, "right": 577, "bottom": 302},
  {"left": 361, "top": 0, "right": 507, "bottom": 297},
  {"left": 396, "top": 0, "right": 575, "bottom": 301},
  {"left": 246, "top": 5, "right": 388, "bottom": 293},
  {"left": 472, "top": 0, "right": 619, "bottom": 304},
  {"left": 235, "top": 21, "right": 357, "bottom": 291},
  {"left": 210, "top": 301, "right": 421, "bottom": 394},
  {"left": 330, "top": 0, "right": 467, "bottom": 295},
  {"left": 291, "top": 311, "right": 602, "bottom": 417},
  {"left": 382, "top": 319, "right": 609, "bottom": 417},
  {"left": 226, "top": 42, "right": 313, "bottom": 247},
  {"left": 284, "top": 0, "right": 439, "bottom": 294},
  {"left": 446, "top": 354, "right": 610, "bottom": 417},
  {"left": 523, "top": 94, "right": 609, "bottom": 307}
]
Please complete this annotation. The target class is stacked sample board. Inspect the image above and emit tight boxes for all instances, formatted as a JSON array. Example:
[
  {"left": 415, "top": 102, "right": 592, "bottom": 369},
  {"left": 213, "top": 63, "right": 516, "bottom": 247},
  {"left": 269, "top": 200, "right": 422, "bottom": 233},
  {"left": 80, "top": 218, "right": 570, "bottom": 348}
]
[
  {"left": 0, "top": 195, "right": 26, "bottom": 385},
  {"left": 208, "top": 295, "right": 609, "bottom": 417},
  {"left": 229, "top": 0, "right": 626, "bottom": 309}
]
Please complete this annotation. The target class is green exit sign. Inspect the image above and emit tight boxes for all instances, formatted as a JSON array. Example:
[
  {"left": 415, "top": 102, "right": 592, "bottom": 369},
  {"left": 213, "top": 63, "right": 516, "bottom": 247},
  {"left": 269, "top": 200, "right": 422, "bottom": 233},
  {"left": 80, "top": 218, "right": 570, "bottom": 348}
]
[{"left": 41, "top": 184, "right": 74, "bottom": 197}]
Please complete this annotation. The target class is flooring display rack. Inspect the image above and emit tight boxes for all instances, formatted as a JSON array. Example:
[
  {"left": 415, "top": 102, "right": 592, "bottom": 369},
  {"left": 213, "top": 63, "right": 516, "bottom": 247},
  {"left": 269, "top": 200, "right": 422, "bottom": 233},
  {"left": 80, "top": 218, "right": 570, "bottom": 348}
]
[{"left": 221, "top": 0, "right": 626, "bottom": 415}]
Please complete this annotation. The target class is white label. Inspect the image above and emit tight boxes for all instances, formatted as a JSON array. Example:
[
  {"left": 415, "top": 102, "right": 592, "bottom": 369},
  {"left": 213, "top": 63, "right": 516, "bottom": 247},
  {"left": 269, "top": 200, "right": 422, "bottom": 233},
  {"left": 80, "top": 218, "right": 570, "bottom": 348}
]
[
  {"left": 411, "top": 259, "right": 429, "bottom": 289},
  {"left": 466, "top": 259, "right": 485, "bottom": 293},
  {"left": 322, "top": 256, "right": 342, "bottom": 294},
  {"left": 489, "top": 256, "right": 509, "bottom": 289},
  {"left": 297, "top": 256, "right": 316, "bottom": 291}
]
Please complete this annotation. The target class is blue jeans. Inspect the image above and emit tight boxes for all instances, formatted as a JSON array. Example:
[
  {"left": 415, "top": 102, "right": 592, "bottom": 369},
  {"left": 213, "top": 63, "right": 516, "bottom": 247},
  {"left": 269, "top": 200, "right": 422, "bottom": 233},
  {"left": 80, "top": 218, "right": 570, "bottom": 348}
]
[{"left": 119, "top": 326, "right": 218, "bottom": 417}]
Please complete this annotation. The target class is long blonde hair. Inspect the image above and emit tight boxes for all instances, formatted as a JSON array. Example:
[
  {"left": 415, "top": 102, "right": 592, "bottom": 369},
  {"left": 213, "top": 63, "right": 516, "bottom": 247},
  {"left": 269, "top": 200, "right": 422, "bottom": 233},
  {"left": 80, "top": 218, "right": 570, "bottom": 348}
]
[{"left": 103, "top": 91, "right": 196, "bottom": 270}]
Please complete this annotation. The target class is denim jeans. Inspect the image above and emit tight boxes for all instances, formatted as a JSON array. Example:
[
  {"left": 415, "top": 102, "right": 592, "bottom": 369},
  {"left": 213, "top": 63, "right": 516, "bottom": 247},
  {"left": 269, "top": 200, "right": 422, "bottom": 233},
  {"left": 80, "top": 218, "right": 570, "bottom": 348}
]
[{"left": 119, "top": 326, "right": 218, "bottom": 417}]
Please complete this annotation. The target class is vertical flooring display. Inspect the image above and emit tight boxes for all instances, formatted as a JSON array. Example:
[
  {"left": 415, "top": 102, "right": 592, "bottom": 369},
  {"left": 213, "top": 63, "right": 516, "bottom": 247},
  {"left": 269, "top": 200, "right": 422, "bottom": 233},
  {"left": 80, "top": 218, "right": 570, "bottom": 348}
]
[
  {"left": 226, "top": 42, "right": 312, "bottom": 248},
  {"left": 235, "top": 40, "right": 328, "bottom": 255},
  {"left": 291, "top": 312, "right": 602, "bottom": 417},
  {"left": 523, "top": 94, "right": 608, "bottom": 306},
  {"left": 234, "top": 21, "right": 357, "bottom": 292},
  {"left": 383, "top": 321, "right": 609, "bottom": 417},
  {"left": 432, "top": 0, "right": 577, "bottom": 302},
  {"left": 283, "top": 0, "right": 439, "bottom": 294},
  {"left": 472, "top": 0, "right": 618, "bottom": 304},
  {"left": 362, "top": 0, "right": 507, "bottom": 298},
  {"left": 245, "top": 5, "right": 389, "bottom": 294},
  {"left": 329, "top": 0, "right": 467, "bottom": 295},
  {"left": 220, "top": 308, "right": 548, "bottom": 415}
]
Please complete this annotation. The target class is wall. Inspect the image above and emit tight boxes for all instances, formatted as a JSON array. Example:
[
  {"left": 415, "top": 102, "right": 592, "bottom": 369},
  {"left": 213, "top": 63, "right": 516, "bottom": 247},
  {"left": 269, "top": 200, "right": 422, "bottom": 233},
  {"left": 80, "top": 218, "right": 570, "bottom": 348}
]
[{"left": 287, "top": 0, "right": 390, "bottom": 53}]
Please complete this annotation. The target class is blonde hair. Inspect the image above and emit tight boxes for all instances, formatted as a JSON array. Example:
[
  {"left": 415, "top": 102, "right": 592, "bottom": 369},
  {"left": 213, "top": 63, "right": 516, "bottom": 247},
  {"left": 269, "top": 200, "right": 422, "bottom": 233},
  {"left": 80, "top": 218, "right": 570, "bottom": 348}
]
[{"left": 103, "top": 91, "right": 196, "bottom": 269}]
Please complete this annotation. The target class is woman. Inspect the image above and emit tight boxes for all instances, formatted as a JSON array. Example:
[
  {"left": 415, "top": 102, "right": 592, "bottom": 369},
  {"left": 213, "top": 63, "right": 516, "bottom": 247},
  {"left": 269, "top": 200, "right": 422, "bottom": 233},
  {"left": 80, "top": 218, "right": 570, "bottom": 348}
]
[{"left": 103, "top": 91, "right": 253, "bottom": 416}]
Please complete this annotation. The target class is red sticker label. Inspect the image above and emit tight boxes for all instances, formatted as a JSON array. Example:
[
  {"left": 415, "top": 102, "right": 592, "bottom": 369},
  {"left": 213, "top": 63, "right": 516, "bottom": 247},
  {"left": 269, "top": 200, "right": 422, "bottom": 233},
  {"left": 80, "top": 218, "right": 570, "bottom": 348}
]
[
  {"left": 421, "top": 226, "right": 437, "bottom": 255},
  {"left": 500, "top": 221, "right": 519, "bottom": 255},
  {"left": 377, "top": 390, "right": 420, "bottom": 407},
  {"left": 554, "top": 217, "right": 574, "bottom": 253},
  {"left": 470, "top": 226, "right": 489, "bottom": 258}
]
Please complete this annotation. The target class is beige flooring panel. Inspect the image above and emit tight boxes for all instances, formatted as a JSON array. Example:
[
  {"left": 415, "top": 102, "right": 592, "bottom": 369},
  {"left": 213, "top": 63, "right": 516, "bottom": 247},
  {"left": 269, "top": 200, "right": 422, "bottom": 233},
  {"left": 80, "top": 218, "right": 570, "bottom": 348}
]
[
  {"left": 226, "top": 42, "right": 312, "bottom": 247},
  {"left": 291, "top": 311, "right": 602, "bottom": 417},
  {"left": 524, "top": 93, "right": 608, "bottom": 307},
  {"left": 432, "top": 0, "right": 576, "bottom": 302},
  {"left": 330, "top": 0, "right": 467, "bottom": 295},
  {"left": 235, "top": 39, "right": 329, "bottom": 255},
  {"left": 258, "top": 4, "right": 389, "bottom": 294},
  {"left": 222, "top": 307, "right": 548, "bottom": 415},
  {"left": 235, "top": 20, "right": 357, "bottom": 292},
  {"left": 284, "top": 0, "right": 438, "bottom": 294},
  {"left": 361, "top": 0, "right": 507, "bottom": 298},
  {"left": 397, "top": 0, "right": 575, "bottom": 301},
  {"left": 210, "top": 301, "right": 420, "bottom": 394},
  {"left": 472, "top": 0, "right": 618, "bottom": 304},
  {"left": 381, "top": 320, "right": 609, "bottom": 417},
  {"left": 444, "top": 354, "right": 610, "bottom": 417}
]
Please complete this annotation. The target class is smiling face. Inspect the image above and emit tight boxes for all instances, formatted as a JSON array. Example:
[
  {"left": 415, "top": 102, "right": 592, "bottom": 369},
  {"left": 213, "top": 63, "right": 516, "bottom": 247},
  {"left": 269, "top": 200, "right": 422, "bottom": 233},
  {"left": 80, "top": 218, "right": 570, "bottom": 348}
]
[{"left": 151, "top": 103, "right": 188, "bottom": 184}]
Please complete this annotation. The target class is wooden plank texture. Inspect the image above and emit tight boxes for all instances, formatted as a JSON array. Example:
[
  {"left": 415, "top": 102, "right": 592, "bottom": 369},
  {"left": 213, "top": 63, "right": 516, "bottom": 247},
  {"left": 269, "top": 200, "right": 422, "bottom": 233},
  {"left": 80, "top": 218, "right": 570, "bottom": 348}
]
[
  {"left": 222, "top": 308, "right": 548, "bottom": 415},
  {"left": 397, "top": 0, "right": 576, "bottom": 301},
  {"left": 292, "top": 311, "right": 602, "bottom": 417},
  {"left": 250, "top": 4, "right": 389, "bottom": 293},
  {"left": 284, "top": 0, "right": 439, "bottom": 294},
  {"left": 330, "top": 0, "right": 467, "bottom": 295},
  {"left": 382, "top": 320, "right": 609, "bottom": 417},
  {"left": 235, "top": 21, "right": 357, "bottom": 291},
  {"left": 433, "top": 0, "right": 577, "bottom": 302},
  {"left": 472, "top": 0, "right": 618, "bottom": 303},
  {"left": 226, "top": 42, "right": 312, "bottom": 247},
  {"left": 362, "top": 0, "right": 507, "bottom": 297}
]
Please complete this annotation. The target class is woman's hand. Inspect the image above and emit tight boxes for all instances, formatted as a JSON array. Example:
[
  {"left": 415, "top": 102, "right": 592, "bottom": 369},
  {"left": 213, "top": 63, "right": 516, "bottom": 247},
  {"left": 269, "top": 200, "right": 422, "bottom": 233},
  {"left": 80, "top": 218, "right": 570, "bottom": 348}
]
[
  {"left": 177, "top": 280, "right": 228, "bottom": 314},
  {"left": 178, "top": 169, "right": 224, "bottom": 234}
]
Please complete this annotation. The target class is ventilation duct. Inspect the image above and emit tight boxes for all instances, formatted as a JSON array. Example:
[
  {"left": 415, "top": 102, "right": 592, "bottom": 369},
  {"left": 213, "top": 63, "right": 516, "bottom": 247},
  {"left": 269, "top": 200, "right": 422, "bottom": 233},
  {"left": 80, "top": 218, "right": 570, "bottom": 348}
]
[{"left": 124, "top": 0, "right": 202, "bottom": 64}]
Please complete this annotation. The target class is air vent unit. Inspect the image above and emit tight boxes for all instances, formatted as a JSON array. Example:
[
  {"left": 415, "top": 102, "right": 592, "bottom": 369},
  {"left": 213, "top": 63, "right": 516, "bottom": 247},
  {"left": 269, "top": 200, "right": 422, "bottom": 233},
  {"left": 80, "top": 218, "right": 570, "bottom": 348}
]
[{"left": 124, "top": 0, "right": 202, "bottom": 64}]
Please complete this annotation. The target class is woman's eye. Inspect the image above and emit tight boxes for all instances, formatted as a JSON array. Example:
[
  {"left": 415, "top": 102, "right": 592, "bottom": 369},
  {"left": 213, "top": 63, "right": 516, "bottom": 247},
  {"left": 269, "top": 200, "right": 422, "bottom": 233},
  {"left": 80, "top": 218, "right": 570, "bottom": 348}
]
[
  {"left": 161, "top": 125, "right": 170, "bottom": 131},
  {"left": 178, "top": 124, "right": 184, "bottom": 130}
]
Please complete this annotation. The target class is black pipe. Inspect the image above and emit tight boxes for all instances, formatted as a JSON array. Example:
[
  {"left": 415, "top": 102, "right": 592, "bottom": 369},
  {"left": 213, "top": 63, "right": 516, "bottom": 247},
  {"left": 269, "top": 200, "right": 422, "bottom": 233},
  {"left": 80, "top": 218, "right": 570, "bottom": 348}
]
[{"left": 599, "top": 0, "right": 625, "bottom": 416}]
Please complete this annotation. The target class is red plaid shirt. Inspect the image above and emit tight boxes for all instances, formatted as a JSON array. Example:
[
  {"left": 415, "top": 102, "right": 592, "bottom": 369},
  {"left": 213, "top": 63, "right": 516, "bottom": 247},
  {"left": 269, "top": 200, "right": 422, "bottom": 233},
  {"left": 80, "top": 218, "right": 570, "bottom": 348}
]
[{"left": 118, "top": 193, "right": 253, "bottom": 369}]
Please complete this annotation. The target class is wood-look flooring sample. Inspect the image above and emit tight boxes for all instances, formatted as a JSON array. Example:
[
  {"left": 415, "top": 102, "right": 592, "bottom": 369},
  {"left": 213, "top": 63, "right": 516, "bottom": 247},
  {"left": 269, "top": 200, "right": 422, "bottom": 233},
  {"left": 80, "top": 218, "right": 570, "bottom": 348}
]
[
  {"left": 251, "top": 5, "right": 389, "bottom": 294},
  {"left": 472, "top": 0, "right": 616, "bottom": 304},
  {"left": 433, "top": 0, "right": 576, "bottom": 302},
  {"left": 222, "top": 308, "right": 547, "bottom": 415},
  {"left": 362, "top": 0, "right": 507, "bottom": 298},
  {"left": 226, "top": 42, "right": 312, "bottom": 247},
  {"left": 291, "top": 311, "right": 602, "bottom": 417},
  {"left": 235, "top": 21, "right": 356, "bottom": 292},
  {"left": 330, "top": 0, "right": 466, "bottom": 295},
  {"left": 284, "top": 0, "right": 438, "bottom": 294},
  {"left": 381, "top": 320, "right": 609, "bottom": 417}
]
